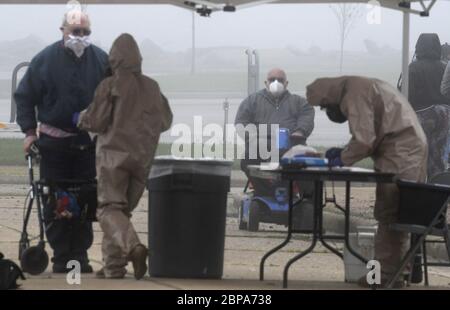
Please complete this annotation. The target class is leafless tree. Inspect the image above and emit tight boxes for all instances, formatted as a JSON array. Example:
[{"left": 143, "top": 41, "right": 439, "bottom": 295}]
[{"left": 330, "top": 4, "right": 363, "bottom": 73}]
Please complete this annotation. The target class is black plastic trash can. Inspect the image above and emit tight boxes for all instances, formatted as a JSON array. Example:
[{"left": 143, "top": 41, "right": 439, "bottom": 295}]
[{"left": 147, "top": 156, "right": 233, "bottom": 279}]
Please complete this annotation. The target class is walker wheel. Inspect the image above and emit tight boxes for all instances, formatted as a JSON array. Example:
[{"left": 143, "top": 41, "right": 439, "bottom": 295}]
[{"left": 20, "top": 242, "right": 49, "bottom": 275}]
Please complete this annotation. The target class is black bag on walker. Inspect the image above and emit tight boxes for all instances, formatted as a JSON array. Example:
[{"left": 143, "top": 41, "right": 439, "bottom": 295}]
[{"left": 44, "top": 180, "right": 98, "bottom": 222}]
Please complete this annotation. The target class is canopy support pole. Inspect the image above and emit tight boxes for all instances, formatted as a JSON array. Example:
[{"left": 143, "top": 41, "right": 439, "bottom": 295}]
[{"left": 401, "top": 9, "right": 410, "bottom": 98}]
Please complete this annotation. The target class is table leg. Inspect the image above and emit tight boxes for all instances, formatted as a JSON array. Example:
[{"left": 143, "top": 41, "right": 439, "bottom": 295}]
[
  {"left": 344, "top": 181, "right": 368, "bottom": 264},
  {"left": 282, "top": 180, "right": 320, "bottom": 288},
  {"left": 317, "top": 182, "right": 344, "bottom": 259},
  {"left": 259, "top": 179, "right": 294, "bottom": 281},
  {"left": 283, "top": 237, "right": 317, "bottom": 288},
  {"left": 320, "top": 239, "right": 344, "bottom": 258}
]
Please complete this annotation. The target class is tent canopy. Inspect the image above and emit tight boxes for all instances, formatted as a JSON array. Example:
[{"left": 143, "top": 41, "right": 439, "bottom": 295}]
[{"left": 1, "top": 0, "right": 441, "bottom": 95}]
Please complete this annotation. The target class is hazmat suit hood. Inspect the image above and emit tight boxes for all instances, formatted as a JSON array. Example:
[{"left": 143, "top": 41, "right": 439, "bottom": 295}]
[
  {"left": 306, "top": 77, "right": 348, "bottom": 108},
  {"left": 109, "top": 33, "right": 142, "bottom": 73},
  {"left": 415, "top": 33, "right": 442, "bottom": 61},
  {"left": 409, "top": 33, "right": 449, "bottom": 111},
  {"left": 306, "top": 77, "right": 348, "bottom": 123},
  {"left": 78, "top": 32, "right": 173, "bottom": 169}
]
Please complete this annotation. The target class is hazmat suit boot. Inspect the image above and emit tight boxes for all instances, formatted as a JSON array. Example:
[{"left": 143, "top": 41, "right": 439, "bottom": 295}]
[
  {"left": 410, "top": 253, "right": 424, "bottom": 284},
  {"left": 95, "top": 268, "right": 106, "bottom": 279},
  {"left": 371, "top": 223, "right": 409, "bottom": 288},
  {"left": 97, "top": 204, "right": 143, "bottom": 278},
  {"left": 129, "top": 244, "right": 148, "bottom": 280},
  {"left": 100, "top": 231, "right": 128, "bottom": 279},
  {"left": 95, "top": 267, "right": 125, "bottom": 279}
]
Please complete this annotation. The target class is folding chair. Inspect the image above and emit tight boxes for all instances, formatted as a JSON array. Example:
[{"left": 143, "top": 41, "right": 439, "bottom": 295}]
[
  {"left": 387, "top": 179, "right": 450, "bottom": 288},
  {"left": 420, "top": 172, "right": 450, "bottom": 286}
]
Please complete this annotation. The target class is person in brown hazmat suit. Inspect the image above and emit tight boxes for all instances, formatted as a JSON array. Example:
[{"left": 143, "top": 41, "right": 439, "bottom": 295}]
[
  {"left": 76, "top": 33, "right": 173, "bottom": 279},
  {"left": 306, "top": 76, "right": 427, "bottom": 288}
]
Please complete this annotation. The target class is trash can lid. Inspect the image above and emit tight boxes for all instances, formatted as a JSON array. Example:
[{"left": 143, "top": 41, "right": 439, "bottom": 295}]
[{"left": 149, "top": 156, "right": 233, "bottom": 179}]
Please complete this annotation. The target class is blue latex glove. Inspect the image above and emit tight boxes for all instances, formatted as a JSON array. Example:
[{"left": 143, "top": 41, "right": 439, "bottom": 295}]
[
  {"left": 72, "top": 112, "right": 80, "bottom": 126},
  {"left": 328, "top": 156, "right": 344, "bottom": 167},
  {"left": 325, "top": 147, "right": 344, "bottom": 167}
]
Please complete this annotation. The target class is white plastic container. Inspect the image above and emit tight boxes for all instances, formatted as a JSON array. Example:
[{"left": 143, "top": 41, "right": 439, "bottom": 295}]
[{"left": 343, "top": 226, "right": 377, "bottom": 283}]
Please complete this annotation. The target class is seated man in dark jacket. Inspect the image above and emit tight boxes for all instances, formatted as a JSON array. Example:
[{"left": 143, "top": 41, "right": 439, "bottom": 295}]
[
  {"left": 15, "top": 10, "right": 109, "bottom": 273},
  {"left": 409, "top": 33, "right": 450, "bottom": 180},
  {"left": 235, "top": 68, "right": 315, "bottom": 196}
]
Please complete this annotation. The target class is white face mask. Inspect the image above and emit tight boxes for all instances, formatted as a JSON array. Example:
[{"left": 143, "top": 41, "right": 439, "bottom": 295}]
[
  {"left": 65, "top": 34, "right": 91, "bottom": 58},
  {"left": 268, "top": 80, "right": 285, "bottom": 97}
]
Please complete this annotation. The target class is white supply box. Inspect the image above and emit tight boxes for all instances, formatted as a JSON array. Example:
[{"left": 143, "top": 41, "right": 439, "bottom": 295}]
[{"left": 343, "top": 226, "right": 377, "bottom": 283}]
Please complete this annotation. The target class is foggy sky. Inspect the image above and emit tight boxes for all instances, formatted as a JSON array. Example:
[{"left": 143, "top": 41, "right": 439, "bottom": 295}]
[{"left": 0, "top": 2, "right": 449, "bottom": 52}]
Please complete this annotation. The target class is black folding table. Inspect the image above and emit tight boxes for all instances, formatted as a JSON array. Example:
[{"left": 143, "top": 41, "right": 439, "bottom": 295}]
[{"left": 248, "top": 165, "right": 395, "bottom": 288}]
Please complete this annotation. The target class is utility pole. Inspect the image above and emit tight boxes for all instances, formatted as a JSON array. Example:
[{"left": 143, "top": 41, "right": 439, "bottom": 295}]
[
  {"left": 223, "top": 99, "right": 229, "bottom": 159},
  {"left": 191, "top": 11, "right": 196, "bottom": 75},
  {"left": 402, "top": 9, "right": 410, "bottom": 98}
]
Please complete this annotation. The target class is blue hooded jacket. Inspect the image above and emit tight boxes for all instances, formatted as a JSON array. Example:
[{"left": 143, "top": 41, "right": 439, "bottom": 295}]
[{"left": 15, "top": 40, "right": 109, "bottom": 134}]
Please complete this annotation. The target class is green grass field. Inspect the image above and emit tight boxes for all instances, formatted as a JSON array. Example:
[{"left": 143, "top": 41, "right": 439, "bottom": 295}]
[
  {"left": 0, "top": 138, "right": 25, "bottom": 166},
  {"left": 0, "top": 138, "right": 373, "bottom": 169}
]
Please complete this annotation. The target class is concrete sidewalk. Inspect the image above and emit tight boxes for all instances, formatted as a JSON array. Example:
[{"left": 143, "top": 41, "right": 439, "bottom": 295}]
[{"left": 1, "top": 185, "right": 450, "bottom": 290}]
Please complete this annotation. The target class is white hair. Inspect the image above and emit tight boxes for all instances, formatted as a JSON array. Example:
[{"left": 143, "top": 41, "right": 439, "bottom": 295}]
[{"left": 62, "top": 10, "right": 90, "bottom": 28}]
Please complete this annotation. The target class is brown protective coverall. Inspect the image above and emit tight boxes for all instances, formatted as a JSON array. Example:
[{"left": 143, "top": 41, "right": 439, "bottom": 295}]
[
  {"left": 78, "top": 33, "right": 173, "bottom": 277},
  {"left": 307, "top": 76, "right": 428, "bottom": 279}
]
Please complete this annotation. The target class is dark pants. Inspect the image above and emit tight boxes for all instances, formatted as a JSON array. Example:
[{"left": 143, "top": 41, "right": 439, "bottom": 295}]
[
  {"left": 38, "top": 133, "right": 95, "bottom": 267},
  {"left": 416, "top": 105, "right": 450, "bottom": 180}
]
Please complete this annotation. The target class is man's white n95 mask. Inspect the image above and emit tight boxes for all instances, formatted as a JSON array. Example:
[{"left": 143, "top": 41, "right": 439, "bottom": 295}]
[
  {"left": 65, "top": 35, "right": 91, "bottom": 58},
  {"left": 269, "top": 80, "right": 285, "bottom": 97}
]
